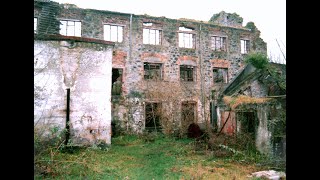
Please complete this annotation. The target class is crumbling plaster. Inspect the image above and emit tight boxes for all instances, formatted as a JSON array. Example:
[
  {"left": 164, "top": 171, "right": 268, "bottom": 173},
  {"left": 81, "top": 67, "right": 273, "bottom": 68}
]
[{"left": 34, "top": 40, "right": 113, "bottom": 145}]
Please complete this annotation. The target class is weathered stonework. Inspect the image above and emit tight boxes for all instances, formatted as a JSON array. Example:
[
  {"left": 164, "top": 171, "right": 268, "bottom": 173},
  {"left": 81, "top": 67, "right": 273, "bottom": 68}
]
[{"left": 34, "top": 1, "right": 273, "bottom": 144}]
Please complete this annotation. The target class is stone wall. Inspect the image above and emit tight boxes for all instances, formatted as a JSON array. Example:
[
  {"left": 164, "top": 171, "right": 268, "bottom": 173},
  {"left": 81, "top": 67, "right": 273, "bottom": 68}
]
[
  {"left": 34, "top": 39, "right": 113, "bottom": 145},
  {"left": 34, "top": 1, "right": 267, "bottom": 134}
]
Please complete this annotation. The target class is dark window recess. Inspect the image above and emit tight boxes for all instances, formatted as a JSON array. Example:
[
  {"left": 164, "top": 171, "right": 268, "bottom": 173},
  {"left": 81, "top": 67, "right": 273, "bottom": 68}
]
[
  {"left": 180, "top": 65, "right": 195, "bottom": 81},
  {"left": 213, "top": 68, "right": 228, "bottom": 83},
  {"left": 112, "top": 68, "right": 122, "bottom": 96},
  {"left": 144, "top": 63, "right": 162, "bottom": 80},
  {"left": 181, "top": 101, "right": 196, "bottom": 124},
  {"left": 145, "top": 102, "right": 161, "bottom": 132},
  {"left": 237, "top": 111, "right": 258, "bottom": 136},
  {"left": 210, "top": 102, "right": 218, "bottom": 131}
]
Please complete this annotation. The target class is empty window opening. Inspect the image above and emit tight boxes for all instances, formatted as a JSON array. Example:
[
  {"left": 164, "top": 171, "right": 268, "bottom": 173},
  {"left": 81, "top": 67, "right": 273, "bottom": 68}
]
[
  {"left": 112, "top": 68, "right": 123, "bottom": 96},
  {"left": 181, "top": 101, "right": 196, "bottom": 133},
  {"left": 241, "top": 39, "right": 250, "bottom": 54},
  {"left": 210, "top": 102, "right": 218, "bottom": 132},
  {"left": 179, "top": 27, "right": 194, "bottom": 31},
  {"left": 144, "top": 62, "right": 162, "bottom": 80},
  {"left": 34, "top": 17, "right": 38, "bottom": 33},
  {"left": 143, "top": 29, "right": 162, "bottom": 45},
  {"left": 237, "top": 111, "right": 257, "bottom": 136},
  {"left": 143, "top": 22, "right": 153, "bottom": 26},
  {"left": 180, "top": 65, "right": 195, "bottom": 81},
  {"left": 213, "top": 68, "right": 228, "bottom": 83},
  {"left": 212, "top": 36, "right": 226, "bottom": 51},
  {"left": 60, "top": 20, "right": 81, "bottom": 37},
  {"left": 104, "top": 24, "right": 123, "bottom": 42},
  {"left": 145, "top": 102, "right": 162, "bottom": 132}
]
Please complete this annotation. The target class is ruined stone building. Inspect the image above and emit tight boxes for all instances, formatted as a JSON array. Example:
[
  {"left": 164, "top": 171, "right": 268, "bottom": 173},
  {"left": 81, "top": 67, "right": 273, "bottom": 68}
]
[{"left": 34, "top": 0, "right": 285, "bottom": 157}]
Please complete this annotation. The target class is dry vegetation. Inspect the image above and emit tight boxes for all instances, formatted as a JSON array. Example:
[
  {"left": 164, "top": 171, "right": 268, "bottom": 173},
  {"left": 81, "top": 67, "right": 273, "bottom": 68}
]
[{"left": 223, "top": 95, "right": 272, "bottom": 110}]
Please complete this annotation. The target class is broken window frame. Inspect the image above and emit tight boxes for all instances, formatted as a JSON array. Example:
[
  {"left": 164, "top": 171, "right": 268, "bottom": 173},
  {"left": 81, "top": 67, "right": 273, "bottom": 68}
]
[
  {"left": 240, "top": 39, "right": 250, "bottom": 54},
  {"left": 180, "top": 65, "right": 196, "bottom": 82},
  {"left": 211, "top": 36, "right": 227, "bottom": 51},
  {"left": 213, "top": 68, "right": 228, "bottom": 84},
  {"left": 145, "top": 102, "right": 162, "bottom": 132},
  {"left": 59, "top": 19, "right": 82, "bottom": 37},
  {"left": 144, "top": 62, "right": 163, "bottom": 80},
  {"left": 34, "top": 17, "right": 38, "bottom": 33},
  {"left": 143, "top": 28, "right": 162, "bottom": 45},
  {"left": 179, "top": 32, "right": 195, "bottom": 48},
  {"left": 104, "top": 24, "right": 124, "bottom": 43},
  {"left": 178, "top": 27, "right": 196, "bottom": 49}
]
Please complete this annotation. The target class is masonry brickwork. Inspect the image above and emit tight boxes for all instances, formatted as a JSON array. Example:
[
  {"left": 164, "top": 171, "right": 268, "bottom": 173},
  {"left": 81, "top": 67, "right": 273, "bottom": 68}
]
[{"left": 34, "top": 1, "right": 268, "bottom": 140}]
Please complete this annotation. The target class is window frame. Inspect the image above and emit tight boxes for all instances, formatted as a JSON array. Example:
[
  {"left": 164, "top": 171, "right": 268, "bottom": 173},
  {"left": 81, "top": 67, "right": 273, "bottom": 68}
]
[
  {"left": 240, "top": 39, "right": 250, "bottom": 54},
  {"left": 143, "top": 62, "right": 163, "bottom": 80},
  {"left": 59, "top": 19, "right": 82, "bottom": 37},
  {"left": 211, "top": 36, "right": 227, "bottom": 51},
  {"left": 213, "top": 68, "right": 229, "bottom": 84},
  {"left": 103, "top": 24, "right": 124, "bottom": 43},
  {"left": 180, "top": 65, "right": 196, "bottom": 82},
  {"left": 178, "top": 26, "right": 196, "bottom": 49},
  {"left": 143, "top": 28, "right": 162, "bottom": 45},
  {"left": 145, "top": 102, "right": 162, "bottom": 131},
  {"left": 179, "top": 32, "right": 196, "bottom": 48}
]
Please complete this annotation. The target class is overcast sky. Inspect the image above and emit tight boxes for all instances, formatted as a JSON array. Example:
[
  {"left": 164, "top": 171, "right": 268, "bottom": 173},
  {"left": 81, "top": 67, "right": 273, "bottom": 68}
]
[{"left": 51, "top": 0, "right": 286, "bottom": 64}]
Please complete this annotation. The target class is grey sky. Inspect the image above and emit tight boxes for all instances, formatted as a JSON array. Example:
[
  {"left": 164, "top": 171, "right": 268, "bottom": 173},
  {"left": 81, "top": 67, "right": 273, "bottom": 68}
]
[{"left": 52, "top": 0, "right": 286, "bottom": 63}]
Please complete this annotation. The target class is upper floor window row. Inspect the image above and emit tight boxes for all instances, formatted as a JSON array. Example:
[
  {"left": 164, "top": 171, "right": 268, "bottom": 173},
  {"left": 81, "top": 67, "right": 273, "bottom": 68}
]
[
  {"left": 46, "top": 20, "right": 249, "bottom": 53},
  {"left": 60, "top": 20, "right": 81, "bottom": 37}
]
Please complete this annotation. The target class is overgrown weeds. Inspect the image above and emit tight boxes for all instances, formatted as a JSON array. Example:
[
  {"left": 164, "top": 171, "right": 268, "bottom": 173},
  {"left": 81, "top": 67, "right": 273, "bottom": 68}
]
[
  {"left": 34, "top": 132, "right": 285, "bottom": 179},
  {"left": 205, "top": 132, "right": 286, "bottom": 172}
]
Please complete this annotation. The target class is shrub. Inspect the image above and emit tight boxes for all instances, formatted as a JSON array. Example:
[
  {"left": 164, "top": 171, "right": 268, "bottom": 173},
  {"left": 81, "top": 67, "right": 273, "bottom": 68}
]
[{"left": 245, "top": 52, "right": 269, "bottom": 69}]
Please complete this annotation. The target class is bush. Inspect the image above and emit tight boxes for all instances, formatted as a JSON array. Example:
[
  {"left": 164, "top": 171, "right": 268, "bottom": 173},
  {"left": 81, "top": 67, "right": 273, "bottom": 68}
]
[
  {"left": 34, "top": 126, "right": 67, "bottom": 177},
  {"left": 245, "top": 52, "right": 269, "bottom": 69}
]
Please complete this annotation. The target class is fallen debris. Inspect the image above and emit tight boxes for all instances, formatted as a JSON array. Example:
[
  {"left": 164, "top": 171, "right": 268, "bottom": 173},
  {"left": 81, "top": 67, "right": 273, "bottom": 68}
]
[{"left": 248, "top": 170, "right": 286, "bottom": 180}]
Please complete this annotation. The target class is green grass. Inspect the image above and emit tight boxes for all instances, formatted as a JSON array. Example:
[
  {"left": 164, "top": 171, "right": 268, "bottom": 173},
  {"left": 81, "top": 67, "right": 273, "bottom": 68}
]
[{"left": 34, "top": 134, "right": 282, "bottom": 179}]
